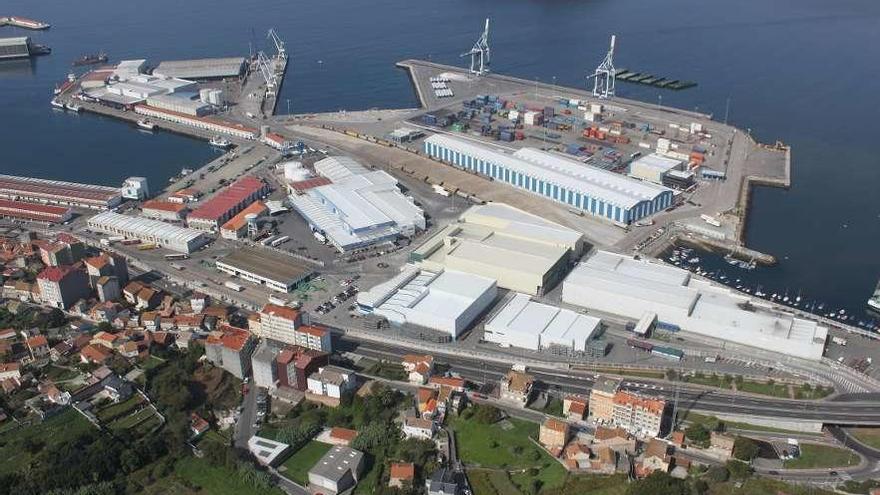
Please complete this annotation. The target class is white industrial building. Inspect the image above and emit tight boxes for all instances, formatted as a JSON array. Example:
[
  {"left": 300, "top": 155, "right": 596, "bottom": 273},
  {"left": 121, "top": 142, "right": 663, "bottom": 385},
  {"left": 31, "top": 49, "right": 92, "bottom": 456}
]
[
  {"left": 628, "top": 153, "right": 684, "bottom": 185},
  {"left": 288, "top": 156, "right": 425, "bottom": 252},
  {"left": 561, "top": 251, "right": 829, "bottom": 360},
  {"left": 145, "top": 94, "right": 213, "bottom": 117},
  {"left": 411, "top": 203, "right": 583, "bottom": 295},
  {"left": 423, "top": 134, "right": 674, "bottom": 225},
  {"left": 87, "top": 211, "right": 210, "bottom": 254},
  {"left": 483, "top": 293, "right": 602, "bottom": 352},
  {"left": 356, "top": 265, "right": 497, "bottom": 339}
]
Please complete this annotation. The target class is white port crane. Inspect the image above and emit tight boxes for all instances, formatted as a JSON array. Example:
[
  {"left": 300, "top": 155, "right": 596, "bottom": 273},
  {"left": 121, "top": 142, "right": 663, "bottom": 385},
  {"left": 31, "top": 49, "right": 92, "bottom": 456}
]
[
  {"left": 257, "top": 51, "right": 277, "bottom": 96},
  {"left": 461, "top": 18, "right": 491, "bottom": 76},
  {"left": 592, "top": 35, "right": 617, "bottom": 99},
  {"left": 267, "top": 28, "right": 286, "bottom": 60}
]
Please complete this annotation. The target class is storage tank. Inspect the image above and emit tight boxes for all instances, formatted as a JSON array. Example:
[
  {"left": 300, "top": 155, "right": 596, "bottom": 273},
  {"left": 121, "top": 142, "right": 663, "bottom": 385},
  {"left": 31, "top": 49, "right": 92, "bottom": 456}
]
[{"left": 283, "top": 161, "right": 305, "bottom": 181}]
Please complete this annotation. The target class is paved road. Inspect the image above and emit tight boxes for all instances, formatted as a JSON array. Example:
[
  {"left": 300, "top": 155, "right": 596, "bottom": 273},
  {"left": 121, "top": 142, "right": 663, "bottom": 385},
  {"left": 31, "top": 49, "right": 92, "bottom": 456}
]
[
  {"left": 340, "top": 336, "right": 880, "bottom": 425},
  {"left": 234, "top": 383, "right": 257, "bottom": 449}
]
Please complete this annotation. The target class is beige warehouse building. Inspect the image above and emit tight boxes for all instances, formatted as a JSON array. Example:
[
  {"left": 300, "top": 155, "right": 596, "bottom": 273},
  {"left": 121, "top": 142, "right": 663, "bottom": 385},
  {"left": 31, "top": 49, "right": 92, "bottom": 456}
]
[{"left": 410, "top": 203, "right": 584, "bottom": 296}]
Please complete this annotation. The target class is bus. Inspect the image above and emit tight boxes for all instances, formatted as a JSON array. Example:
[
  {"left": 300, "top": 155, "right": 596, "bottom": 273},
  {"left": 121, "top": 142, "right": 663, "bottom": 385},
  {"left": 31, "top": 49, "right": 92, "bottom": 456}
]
[
  {"left": 270, "top": 236, "right": 290, "bottom": 247},
  {"left": 164, "top": 253, "right": 190, "bottom": 261}
]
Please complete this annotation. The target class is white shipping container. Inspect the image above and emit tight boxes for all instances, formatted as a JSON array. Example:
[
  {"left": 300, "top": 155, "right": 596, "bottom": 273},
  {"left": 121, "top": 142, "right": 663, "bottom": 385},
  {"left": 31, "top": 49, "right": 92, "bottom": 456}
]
[
  {"left": 589, "top": 103, "right": 602, "bottom": 114},
  {"left": 638, "top": 142, "right": 652, "bottom": 149},
  {"left": 669, "top": 123, "right": 680, "bottom": 129},
  {"left": 690, "top": 122, "right": 703, "bottom": 134},
  {"left": 609, "top": 129, "right": 622, "bottom": 136},
  {"left": 577, "top": 105, "right": 587, "bottom": 111},
  {"left": 598, "top": 126, "right": 610, "bottom": 133},
  {"left": 568, "top": 98, "right": 580, "bottom": 106},
  {"left": 656, "top": 138, "right": 671, "bottom": 151},
  {"left": 508, "top": 110, "right": 519, "bottom": 122},
  {"left": 700, "top": 214, "right": 721, "bottom": 227},
  {"left": 584, "top": 112, "right": 596, "bottom": 122},
  {"left": 225, "top": 281, "right": 244, "bottom": 292}
]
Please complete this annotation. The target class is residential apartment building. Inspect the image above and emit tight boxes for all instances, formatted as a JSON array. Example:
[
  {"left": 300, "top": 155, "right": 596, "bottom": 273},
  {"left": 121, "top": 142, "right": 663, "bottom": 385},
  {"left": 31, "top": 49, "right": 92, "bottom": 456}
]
[
  {"left": 588, "top": 376, "right": 622, "bottom": 424},
  {"left": 251, "top": 303, "right": 303, "bottom": 343},
  {"left": 205, "top": 326, "right": 257, "bottom": 379},
  {"left": 306, "top": 365, "right": 356, "bottom": 404},
  {"left": 251, "top": 341, "right": 279, "bottom": 390},
  {"left": 539, "top": 418, "right": 569, "bottom": 450},
  {"left": 275, "top": 345, "right": 329, "bottom": 392},
  {"left": 36, "top": 264, "right": 90, "bottom": 309},
  {"left": 293, "top": 325, "right": 332, "bottom": 353},
  {"left": 611, "top": 391, "right": 666, "bottom": 437}
]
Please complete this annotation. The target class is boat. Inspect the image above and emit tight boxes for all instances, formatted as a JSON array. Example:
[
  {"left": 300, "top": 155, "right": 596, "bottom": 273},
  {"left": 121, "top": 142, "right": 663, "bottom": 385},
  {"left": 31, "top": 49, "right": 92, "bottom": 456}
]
[
  {"left": 209, "top": 135, "right": 232, "bottom": 148},
  {"left": 65, "top": 102, "right": 82, "bottom": 112},
  {"left": 867, "top": 280, "right": 880, "bottom": 312},
  {"left": 72, "top": 52, "right": 108, "bottom": 66},
  {"left": 137, "top": 119, "right": 157, "bottom": 130},
  {"left": 50, "top": 99, "right": 65, "bottom": 109}
]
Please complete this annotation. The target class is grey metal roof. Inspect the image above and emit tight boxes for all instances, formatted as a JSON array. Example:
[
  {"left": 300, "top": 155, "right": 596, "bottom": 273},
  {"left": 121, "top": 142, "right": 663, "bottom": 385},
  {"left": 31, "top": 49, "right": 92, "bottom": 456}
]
[
  {"left": 153, "top": 57, "right": 246, "bottom": 79},
  {"left": 309, "top": 445, "right": 363, "bottom": 481}
]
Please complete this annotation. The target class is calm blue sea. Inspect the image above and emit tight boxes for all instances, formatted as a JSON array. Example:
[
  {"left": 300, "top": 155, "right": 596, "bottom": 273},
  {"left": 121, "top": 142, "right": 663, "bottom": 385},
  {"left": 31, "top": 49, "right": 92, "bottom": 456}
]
[{"left": 2, "top": 0, "right": 880, "bottom": 321}]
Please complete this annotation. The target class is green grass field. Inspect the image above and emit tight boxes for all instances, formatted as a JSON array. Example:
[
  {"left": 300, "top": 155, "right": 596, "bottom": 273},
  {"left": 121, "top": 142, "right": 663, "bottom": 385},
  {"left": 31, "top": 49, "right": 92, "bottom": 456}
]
[
  {"left": 850, "top": 428, "right": 880, "bottom": 450},
  {"left": 95, "top": 395, "right": 144, "bottom": 422},
  {"left": 174, "top": 456, "right": 284, "bottom": 495},
  {"left": 450, "top": 416, "right": 566, "bottom": 492},
  {"left": 109, "top": 406, "right": 161, "bottom": 434},
  {"left": 0, "top": 408, "right": 94, "bottom": 474},
  {"left": 280, "top": 440, "right": 332, "bottom": 485},
  {"left": 709, "top": 478, "right": 838, "bottom": 495},
  {"left": 783, "top": 444, "right": 858, "bottom": 469}
]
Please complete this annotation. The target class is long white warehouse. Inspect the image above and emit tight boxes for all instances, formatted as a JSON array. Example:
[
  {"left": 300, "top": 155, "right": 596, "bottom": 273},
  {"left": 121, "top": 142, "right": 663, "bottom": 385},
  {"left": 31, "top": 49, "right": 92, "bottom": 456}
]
[
  {"left": 87, "top": 211, "right": 211, "bottom": 253},
  {"left": 289, "top": 156, "right": 425, "bottom": 252},
  {"left": 483, "top": 293, "right": 602, "bottom": 352},
  {"left": 561, "top": 251, "right": 828, "bottom": 360},
  {"left": 423, "top": 134, "right": 674, "bottom": 225},
  {"left": 356, "top": 265, "right": 496, "bottom": 339}
]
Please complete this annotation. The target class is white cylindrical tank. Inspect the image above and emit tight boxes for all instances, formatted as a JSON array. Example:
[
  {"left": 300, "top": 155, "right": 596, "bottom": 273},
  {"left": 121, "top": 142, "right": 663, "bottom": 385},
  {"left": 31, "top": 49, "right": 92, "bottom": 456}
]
[{"left": 283, "top": 161, "right": 305, "bottom": 181}]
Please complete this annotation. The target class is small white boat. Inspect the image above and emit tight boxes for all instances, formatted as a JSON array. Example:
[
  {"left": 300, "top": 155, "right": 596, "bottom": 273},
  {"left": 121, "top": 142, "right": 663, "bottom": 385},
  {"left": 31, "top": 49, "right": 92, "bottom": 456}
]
[
  {"left": 51, "top": 99, "right": 65, "bottom": 109},
  {"left": 210, "top": 135, "right": 232, "bottom": 148},
  {"left": 65, "top": 102, "right": 82, "bottom": 112},
  {"left": 137, "top": 119, "right": 157, "bottom": 130}
]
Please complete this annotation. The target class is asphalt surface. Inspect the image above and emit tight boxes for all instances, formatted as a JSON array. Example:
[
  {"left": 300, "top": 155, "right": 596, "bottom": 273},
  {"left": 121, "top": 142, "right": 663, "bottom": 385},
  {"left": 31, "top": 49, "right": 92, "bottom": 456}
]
[{"left": 339, "top": 336, "right": 880, "bottom": 425}]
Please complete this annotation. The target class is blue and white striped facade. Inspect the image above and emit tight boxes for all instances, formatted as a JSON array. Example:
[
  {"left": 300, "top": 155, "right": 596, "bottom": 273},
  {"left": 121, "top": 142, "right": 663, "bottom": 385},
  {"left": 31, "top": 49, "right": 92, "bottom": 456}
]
[{"left": 423, "top": 134, "right": 674, "bottom": 225}]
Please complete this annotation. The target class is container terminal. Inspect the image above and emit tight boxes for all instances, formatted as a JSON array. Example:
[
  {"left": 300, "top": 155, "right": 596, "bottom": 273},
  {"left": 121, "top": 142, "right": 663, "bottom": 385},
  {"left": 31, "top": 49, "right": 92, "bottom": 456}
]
[{"left": 37, "top": 26, "right": 879, "bottom": 344}]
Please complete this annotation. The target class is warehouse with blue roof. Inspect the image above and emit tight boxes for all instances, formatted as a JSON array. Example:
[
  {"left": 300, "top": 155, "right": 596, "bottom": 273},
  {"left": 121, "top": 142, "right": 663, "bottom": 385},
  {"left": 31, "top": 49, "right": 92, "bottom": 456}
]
[{"left": 422, "top": 134, "right": 674, "bottom": 225}]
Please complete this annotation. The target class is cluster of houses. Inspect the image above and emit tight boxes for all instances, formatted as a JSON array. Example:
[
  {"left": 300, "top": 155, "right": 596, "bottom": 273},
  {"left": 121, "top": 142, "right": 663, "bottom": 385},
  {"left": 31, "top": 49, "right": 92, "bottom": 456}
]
[{"left": 527, "top": 373, "right": 738, "bottom": 479}]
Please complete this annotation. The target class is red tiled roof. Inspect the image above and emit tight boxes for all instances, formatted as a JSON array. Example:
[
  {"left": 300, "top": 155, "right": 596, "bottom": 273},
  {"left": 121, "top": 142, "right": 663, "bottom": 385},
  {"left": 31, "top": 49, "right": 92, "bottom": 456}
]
[
  {"left": 143, "top": 199, "right": 187, "bottom": 213},
  {"left": 613, "top": 391, "right": 665, "bottom": 415},
  {"left": 330, "top": 427, "right": 358, "bottom": 442},
  {"left": 261, "top": 303, "right": 300, "bottom": 322},
  {"left": 417, "top": 387, "right": 436, "bottom": 403},
  {"left": 297, "top": 325, "right": 327, "bottom": 338},
  {"left": 543, "top": 418, "right": 568, "bottom": 433},
  {"left": 389, "top": 463, "right": 414, "bottom": 480},
  {"left": 221, "top": 201, "right": 267, "bottom": 232},
  {"left": 81, "top": 344, "right": 113, "bottom": 363},
  {"left": 188, "top": 176, "right": 266, "bottom": 222},
  {"left": 289, "top": 177, "right": 331, "bottom": 193},
  {"left": 429, "top": 376, "right": 465, "bottom": 389},
  {"left": 37, "top": 264, "right": 78, "bottom": 282},
  {"left": 0, "top": 199, "right": 71, "bottom": 222},
  {"left": 85, "top": 254, "right": 110, "bottom": 270},
  {"left": 26, "top": 335, "right": 48, "bottom": 348},
  {"left": 568, "top": 400, "right": 587, "bottom": 416},
  {"left": 207, "top": 325, "right": 252, "bottom": 352}
]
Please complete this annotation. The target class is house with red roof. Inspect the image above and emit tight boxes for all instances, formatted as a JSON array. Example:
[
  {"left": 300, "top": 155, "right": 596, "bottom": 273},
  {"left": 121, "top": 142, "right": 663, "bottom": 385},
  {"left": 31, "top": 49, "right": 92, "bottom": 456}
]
[
  {"left": 80, "top": 343, "right": 114, "bottom": 364},
  {"left": 388, "top": 463, "right": 415, "bottom": 489},
  {"left": 26, "top": 334, "right": 49, "bottom": 359},
  {"left": 402, "top": 354, "right": 433, "bottom": 385},
  {"left": 36, "top": 264, "right": 90, "bottom": 309},
  {"left": 204, "top": 325, "right": 257, "bottom": 379}
]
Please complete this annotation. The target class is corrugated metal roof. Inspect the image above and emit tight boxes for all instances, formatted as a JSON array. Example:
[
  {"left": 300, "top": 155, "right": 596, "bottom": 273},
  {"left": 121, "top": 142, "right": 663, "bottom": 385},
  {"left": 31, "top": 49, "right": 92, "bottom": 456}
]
[{"left": 88, "top": 211, "right": 206, "bottom": 246}]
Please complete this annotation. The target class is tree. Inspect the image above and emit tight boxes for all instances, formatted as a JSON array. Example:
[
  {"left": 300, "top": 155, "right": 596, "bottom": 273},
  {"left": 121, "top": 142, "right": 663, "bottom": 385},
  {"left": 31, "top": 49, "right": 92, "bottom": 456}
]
[
  {"left": 689, "top": 479, "right": 709, "bottom": 495},
  {"left": 684, "top": 423, "right": 710, "bottom": 447},
  {"left": 704, "top": 465, "right": 729, "bottom": 482},
  {"left": 665, "top": 369, "right": 678, "bottom": 381},
  {"left": 472, "top": 404, "right": 501, "bottom": 424},
  {"left": 733, "top": 436, "right": 759, "bottom": 461},
  {"left": 42, "top": 308, "right": 68, "bottom": 329},
  {"left": 528, "top": 479, "right": 542, "bottom": 495},
  {"left": 626, "top": 471, "right": 687, "bottom": 495},
  {"left": 725, "top": 459, "right": 752, "bottom": 480}
]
